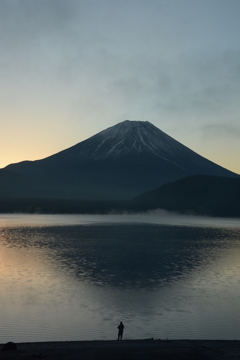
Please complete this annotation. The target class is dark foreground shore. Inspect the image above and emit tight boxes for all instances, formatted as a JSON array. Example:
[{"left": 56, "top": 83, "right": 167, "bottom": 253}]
[{"left": 1, "top": 340, "right": 240, "bottom": 360}]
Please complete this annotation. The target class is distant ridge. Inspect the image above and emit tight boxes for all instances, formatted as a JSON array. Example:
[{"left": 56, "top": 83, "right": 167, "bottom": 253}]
[
  {"left": 132, "top": 175, "right": 240, "bottom": 217},
  {"left": 1, "top": 120, "right": 239, "bottom": 201}
]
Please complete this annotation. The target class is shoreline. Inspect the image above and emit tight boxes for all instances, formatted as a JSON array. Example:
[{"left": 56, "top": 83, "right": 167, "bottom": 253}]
[{"left": 1, "top": 340, "right": 240, "bottom": 360}]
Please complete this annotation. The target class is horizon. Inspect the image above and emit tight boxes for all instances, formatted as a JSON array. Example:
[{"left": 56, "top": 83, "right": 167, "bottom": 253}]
[{"left": 1, "top": 1, "right": 240, "bottom": 174}]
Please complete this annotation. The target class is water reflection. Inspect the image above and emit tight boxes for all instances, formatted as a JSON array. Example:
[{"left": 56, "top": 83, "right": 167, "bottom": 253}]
[
  {"left": 1, "top": 223, "right": 240, "bottom": 291},
  {"left": 0, "top": 218, "right": 240, "bottom": 341},
  {"left": 4, "top": 224, "right": 237, "bottom": 288}
]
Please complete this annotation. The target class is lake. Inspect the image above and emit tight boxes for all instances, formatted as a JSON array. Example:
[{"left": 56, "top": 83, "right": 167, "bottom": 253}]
[{"left": 0, "top": 212, "right": 240, "bottom": 342}]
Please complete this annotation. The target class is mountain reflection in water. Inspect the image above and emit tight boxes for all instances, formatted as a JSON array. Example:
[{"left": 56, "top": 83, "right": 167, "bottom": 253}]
[
  {"left": 0, "top": 216, "right": 240, "bottom": 342},
  {"left": 2, "top": 224, "right": 232, "bottom": 287}
]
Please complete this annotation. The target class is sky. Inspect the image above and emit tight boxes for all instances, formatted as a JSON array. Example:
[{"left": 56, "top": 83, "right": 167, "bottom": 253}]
[{"left": 0, "top": 0, "right": 240, "bottom": 174}]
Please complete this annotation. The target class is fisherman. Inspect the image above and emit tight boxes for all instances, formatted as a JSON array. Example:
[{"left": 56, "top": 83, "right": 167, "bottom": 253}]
[{"left": 117, "top": 321, "right": 124, "bottom": 340}]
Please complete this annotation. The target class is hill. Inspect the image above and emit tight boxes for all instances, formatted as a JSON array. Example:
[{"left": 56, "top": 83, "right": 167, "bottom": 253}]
[{"left": 132, "top": 175, "right": 240, "bottom": 217}]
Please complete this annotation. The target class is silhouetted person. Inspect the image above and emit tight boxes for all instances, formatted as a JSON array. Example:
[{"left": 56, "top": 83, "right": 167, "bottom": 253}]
[{"left": 117, "top": 321, "right": 124, "bottom": 340}]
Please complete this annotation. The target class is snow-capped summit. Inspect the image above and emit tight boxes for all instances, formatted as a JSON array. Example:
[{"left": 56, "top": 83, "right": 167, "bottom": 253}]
[
  {"left": 2, "top": 120, "right": 238, "bottom": 200},
  {"left": 47, "top": 120, "right": 190, "bottom": 165},
  {"left": 86, "top": 120, "right": 175, "bottom": 159}
]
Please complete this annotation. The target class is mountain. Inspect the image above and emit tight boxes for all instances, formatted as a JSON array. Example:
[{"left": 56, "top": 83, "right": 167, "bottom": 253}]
[
  {"left": 1, "top": 120, "right": 239, "bottom": 200},
  {"left": 132, "top": 175, "right": 240, "bottom": 217}
]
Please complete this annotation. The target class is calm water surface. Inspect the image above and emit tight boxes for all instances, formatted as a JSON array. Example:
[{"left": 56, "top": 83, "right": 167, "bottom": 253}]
[{"left": 0, "top": 213, "right": 240, "bottom": 342}]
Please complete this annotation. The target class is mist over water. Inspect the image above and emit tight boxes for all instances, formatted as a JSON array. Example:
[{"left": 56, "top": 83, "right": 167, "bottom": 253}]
[
  {"left": 0, "top": 213, "right": 240, "bottom": 342},
  {"left": 1, "top": 211, "right": 238, "bottom": 228}
]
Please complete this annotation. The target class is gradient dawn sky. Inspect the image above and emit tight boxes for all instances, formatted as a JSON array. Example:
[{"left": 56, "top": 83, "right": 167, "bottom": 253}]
[{"left": 1, "top": 0, "right": 240, "bottom": 174}]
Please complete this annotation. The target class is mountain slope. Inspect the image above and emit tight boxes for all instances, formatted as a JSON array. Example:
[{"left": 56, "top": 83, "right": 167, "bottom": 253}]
[
  {"left": 1, "top": 120, "right": 239, "bottom": 200},
  {"left": 132, "top": 175, "right": 240, "bottom": 217}
]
